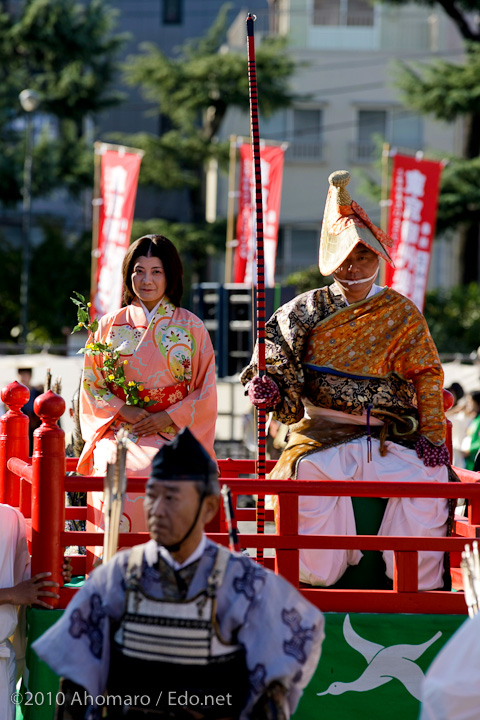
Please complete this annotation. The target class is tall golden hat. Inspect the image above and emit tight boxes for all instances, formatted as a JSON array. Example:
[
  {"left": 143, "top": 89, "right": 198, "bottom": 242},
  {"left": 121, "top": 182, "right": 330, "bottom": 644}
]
[{"left": 319, "top": 170, "right": 394, "bottom": 276}]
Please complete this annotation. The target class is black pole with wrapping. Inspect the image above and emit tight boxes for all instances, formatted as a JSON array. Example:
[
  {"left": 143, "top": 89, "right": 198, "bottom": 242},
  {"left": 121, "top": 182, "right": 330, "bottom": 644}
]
[{"left": 246, "top": 13, "right": 266, "bottom": 563}]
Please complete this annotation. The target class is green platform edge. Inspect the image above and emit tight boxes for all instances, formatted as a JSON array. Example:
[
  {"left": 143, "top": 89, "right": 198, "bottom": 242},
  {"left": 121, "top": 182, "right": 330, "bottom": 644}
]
[{"left": 21, "top": 604, "right": 465, "bottom": 720}]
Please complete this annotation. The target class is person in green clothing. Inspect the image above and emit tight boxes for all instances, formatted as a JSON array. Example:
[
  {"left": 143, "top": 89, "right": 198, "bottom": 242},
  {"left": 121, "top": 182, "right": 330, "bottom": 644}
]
[{"left": 463, "top": 391, "right": 480, "bottom": 470}]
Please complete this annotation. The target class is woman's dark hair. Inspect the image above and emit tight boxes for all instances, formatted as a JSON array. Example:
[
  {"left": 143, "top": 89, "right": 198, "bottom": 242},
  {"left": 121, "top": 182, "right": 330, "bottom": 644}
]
[{"left": 122, "top": 234, "right": 183, "bottom": 307}]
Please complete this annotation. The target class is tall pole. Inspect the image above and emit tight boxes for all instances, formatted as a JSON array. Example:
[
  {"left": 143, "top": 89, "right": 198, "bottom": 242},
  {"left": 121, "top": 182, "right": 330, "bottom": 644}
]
[
  {"left": 246, "top": 14, "right": 266, "bottom": 563},
  {"left": 19, "top": 89, "right": 39, "bottom": 348}
]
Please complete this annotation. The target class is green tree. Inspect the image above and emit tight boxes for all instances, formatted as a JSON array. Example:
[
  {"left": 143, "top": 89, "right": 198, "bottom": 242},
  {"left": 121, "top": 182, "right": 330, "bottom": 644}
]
[
  {"left": 377, "top": 0, "right": 480, "bottom": 282},
  {"left": 284, "top": 265, "right": 330, "bottom": 295},
  {"left": 0, "top": 0, "right": 126, "bottom": 204},
  {"left": 0, "top": 222, "right": 91, "bottom": 345},
  {"left": 121, "top": 5, "right": 301, "bottom": 219},
  {"left": 424, "top": 283, "right": 480, "bottom": 354},
  {"left": 0, "top": 0, "right": 126, "bottom": 344}
]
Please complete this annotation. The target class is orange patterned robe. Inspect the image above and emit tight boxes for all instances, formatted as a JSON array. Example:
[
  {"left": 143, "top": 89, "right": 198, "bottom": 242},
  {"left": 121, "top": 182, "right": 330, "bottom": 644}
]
[{"left": 242, "top": 283, "right": 445, "bottom": 448}]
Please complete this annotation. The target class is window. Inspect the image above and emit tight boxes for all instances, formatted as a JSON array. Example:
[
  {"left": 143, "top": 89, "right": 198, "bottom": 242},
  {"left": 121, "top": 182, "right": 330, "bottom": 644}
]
[
  {"left": 163, "top": 0, "right": 182, "bottom": 25},
  {"left": 356, "top": 109, "right": 386, "bottom": 161},
  {"left": 351, "top": 109, "right": 423, "bottom": 163},
  {"left": 260, "top": 108, "right": 324, "bottom": 162},
  {"left": 390, "top": 111, "right": 424, "bottom": 151},
  {"left": 313, "top": 0, "right": 374, "bottom": 27},
  {"left": 290, "top": 108, "right": 323, "bottom": 161}
]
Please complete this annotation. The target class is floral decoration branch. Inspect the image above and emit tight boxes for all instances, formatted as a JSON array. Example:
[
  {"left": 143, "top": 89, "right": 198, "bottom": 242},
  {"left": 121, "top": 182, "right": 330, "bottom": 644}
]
[{"left": 71, "top": 292, "right": 155, "bottom": 408}]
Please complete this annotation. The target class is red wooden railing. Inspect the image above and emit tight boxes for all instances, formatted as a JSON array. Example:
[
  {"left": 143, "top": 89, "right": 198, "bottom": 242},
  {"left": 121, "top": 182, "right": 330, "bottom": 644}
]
[{"left": 2, "top": 381, "right": 479, "bottom": 615}]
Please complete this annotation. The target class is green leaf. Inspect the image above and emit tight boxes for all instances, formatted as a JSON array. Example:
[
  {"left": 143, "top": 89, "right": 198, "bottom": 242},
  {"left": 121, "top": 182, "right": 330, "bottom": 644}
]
[{"left": 90, "top": 318, "right": 99, "bottom": 332}]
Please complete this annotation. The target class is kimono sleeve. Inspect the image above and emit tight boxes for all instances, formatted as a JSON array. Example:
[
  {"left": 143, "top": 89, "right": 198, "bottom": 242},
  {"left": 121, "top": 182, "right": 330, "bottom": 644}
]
[
  {"left": 165, "top": 320, "right": 217, "bottom": 457},
  {"left": 392, "top": 303, "right": 446, "bottom": 446},
  {"left": 77, "top": 315, "right": 125, "bottom": 475},
  {"left": 240, "top": 291, "right": 321, "bottom": 425},
  {"left": 237, "top": 571, "right": 324, "bottom": 719},
  {"left": 31, "top": 556, "right": 127, "bottom": 699}
]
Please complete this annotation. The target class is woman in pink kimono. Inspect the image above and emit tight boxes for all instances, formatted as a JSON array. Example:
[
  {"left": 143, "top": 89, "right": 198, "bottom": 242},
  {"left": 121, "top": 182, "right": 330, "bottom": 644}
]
[{"left": 77, "top": 234, "right": 217, "bottom": 533}]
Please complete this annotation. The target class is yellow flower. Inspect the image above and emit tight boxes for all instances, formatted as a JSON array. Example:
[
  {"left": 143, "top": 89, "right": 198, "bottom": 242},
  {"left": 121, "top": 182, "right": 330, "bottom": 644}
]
[
  {"left": 108, "top": 374, "right": 115, "bottom": 381},
  {"left": 87, "top": 343, "right": 94, "bottom": 349},
  {"left": 87, "top": 302, "right": 92, "bottom": 307},
  {"left": 128, "top": 381, "right": 135, "bottom": 387},
  {"left": 78, "top": 322, "right": 84, "bottom": 327},
  {"left": 123, "top": 360, "right": 128, "bottom": 365},
  {"left": 144, "top": 396, "right": 150, "bottom": 403},
  {"left": 138, "top": 385, "right": 144, "bottom": 391}
]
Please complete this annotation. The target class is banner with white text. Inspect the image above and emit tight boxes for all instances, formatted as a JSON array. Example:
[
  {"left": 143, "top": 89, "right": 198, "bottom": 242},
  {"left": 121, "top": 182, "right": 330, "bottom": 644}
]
[
  {"left": 385, "top": 154, "right": 443, "bottom": 311},
  {"left": 233, "top": 144, "right": 284, "bottom": 287},
  {"left": 93, "top": 148, "right": 143, "bottom": 318}
]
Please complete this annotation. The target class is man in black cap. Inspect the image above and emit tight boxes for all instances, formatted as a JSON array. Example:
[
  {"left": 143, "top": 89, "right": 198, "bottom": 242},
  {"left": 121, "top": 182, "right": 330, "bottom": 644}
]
[{"left": 33, "top": 428, "right": 324, "bottom": 720}]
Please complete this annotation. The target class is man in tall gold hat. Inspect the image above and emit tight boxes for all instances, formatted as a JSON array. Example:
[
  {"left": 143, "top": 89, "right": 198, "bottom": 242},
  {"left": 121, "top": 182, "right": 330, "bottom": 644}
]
[{"left": 242, "top": 170, "right": 451, "bottom": 590}]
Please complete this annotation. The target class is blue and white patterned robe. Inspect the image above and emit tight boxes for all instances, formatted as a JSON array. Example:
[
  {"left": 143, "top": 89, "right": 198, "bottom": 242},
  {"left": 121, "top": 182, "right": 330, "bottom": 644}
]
[{"left": 33, "top": 539, "right": 324, "bottom": 719}]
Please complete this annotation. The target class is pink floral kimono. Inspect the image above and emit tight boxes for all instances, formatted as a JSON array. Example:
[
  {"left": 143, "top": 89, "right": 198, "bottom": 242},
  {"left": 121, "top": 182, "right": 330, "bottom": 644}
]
[{"left": 77, "top": 297, "right": 217, "bottom": 535}]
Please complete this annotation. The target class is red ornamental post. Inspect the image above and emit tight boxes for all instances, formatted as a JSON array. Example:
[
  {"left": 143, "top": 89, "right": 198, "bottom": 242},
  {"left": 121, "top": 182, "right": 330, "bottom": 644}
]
[
  {"left": 0, "top": 382, "right": 29, "bottom": 506},
  {"left": 31, "top": 390, "right": 66, "bottom": 606}
]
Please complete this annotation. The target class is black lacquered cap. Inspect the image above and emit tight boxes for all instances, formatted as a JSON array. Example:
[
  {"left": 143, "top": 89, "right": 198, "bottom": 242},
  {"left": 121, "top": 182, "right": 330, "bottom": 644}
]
[{"left": 150, "top": 427, "right": 217, "bottom": 483}]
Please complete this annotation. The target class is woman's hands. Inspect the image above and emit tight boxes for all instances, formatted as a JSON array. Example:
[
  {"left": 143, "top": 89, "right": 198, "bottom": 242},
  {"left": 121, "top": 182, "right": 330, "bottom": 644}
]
[
  {"left": 132, "top": 410, "right": 174, "bottom": 437},
  {"left": 118, "top": 405, "right": 174, "bottom": 437},
  {"left": 118, "top": 404, "right": 150, "bottom": 425}
]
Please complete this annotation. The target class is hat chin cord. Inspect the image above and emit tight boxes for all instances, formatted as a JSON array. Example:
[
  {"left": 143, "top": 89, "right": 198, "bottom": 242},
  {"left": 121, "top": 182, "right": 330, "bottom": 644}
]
[
  {"left": 333, "top": 264, "right": 379, "bottom": 288},
  {"left": 162, "top": 492, "right": 207, "bottom": 553}
]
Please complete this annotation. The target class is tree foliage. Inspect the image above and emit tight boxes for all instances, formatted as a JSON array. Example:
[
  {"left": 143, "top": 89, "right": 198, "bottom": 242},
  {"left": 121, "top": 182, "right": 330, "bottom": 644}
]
[
  {"left": 0, "top": 222, "right": 91, "bottom": 345},
  {"left": 424, "top": 283, "right": 480, "bottom": 354},
  {"left": 376, "top": 0, "right": 480, "bottom": 281},
  {"left": 0, "top": 0, "right": 126, "bottom": 343},
  {"left": 283, "top": 265, "right": 330, "bottom": 295},
  {"left": 394, "top": 44, "right": 480, "bottom": 122},
  {"left": 121, "top": 5, "right": 301, "bottom": 194},
  {"left": 0, "top": 0, "right": 126, "bottom": 204}
]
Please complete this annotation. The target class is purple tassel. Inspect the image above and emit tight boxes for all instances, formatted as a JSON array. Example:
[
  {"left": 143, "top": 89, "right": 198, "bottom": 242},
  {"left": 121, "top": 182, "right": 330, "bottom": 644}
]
[{"left": 366, "top": 403, "right": 373, "bottom": 463}]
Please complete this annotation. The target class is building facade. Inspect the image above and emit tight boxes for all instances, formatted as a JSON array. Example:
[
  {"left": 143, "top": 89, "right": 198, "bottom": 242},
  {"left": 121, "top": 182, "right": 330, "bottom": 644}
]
[{"left": 218, "top": 1, "right": 465, "bottom": 289}]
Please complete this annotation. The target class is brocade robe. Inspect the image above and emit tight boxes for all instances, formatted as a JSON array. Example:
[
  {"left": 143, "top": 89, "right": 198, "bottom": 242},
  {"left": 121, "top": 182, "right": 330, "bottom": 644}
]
[{"left": 242, "top": 284, "right": 449, "bottom": 589}]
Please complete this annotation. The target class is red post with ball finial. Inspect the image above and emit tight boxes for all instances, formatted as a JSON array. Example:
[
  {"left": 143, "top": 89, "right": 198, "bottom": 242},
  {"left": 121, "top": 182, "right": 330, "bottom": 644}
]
[
  {"left": 0, "top": 381, "right": 29, "bottom": 506},
  {"left": 31, "top": 390, "right": 66, "bottom": 606}
]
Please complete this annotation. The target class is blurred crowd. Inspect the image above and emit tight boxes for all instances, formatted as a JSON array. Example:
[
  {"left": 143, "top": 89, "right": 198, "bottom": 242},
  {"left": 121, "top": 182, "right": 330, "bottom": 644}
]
[{"left": 447, "top": 382, "right": 480, "bottom": 471}]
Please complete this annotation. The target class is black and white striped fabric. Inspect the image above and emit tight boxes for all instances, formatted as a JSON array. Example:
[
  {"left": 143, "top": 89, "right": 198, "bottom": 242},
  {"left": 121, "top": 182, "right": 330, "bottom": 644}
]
[{"left": 114, "top": 544, "right": 242, "bottom": 665}]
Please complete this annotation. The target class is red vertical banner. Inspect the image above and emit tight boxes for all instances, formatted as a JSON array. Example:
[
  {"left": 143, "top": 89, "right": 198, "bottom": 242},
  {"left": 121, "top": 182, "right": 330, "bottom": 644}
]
[
  {"left": 233, "top": 143, "right": 284, "bottom": 287},
  {"left": 93, "top": 147, "right": 143, "bottom": 318},
  {"left": 385, "top": 154, "right": 443, "bottom": 310}
]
